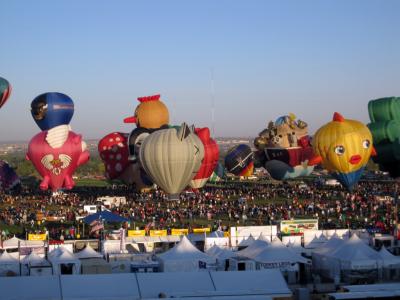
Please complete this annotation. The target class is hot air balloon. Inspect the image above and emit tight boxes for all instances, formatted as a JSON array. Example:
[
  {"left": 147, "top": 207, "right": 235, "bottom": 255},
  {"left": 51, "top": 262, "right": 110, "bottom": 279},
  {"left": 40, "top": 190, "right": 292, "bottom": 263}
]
[
  {"left": 368, "top": 97, "right": 400, "bottom": 178},
  {"left": 224, "top": 144, "right": 254, "bottom": 177},
  {"left": 139, "top": 123, "right": 204, "bottom": 199},
  {"left": 0, "top": 77, "right": 12, "bottom": 110},
  {"left": 124, "top": 94, "right": 169, "bottom": 129},
  {"left": 27, "top": 131, "right": 90, "bottom": 191},
  {"left": 0, "top": 160, "right": 20, "bottom": 191},
  {"left": 312, "top": 112, "right": 375, "bottom": 191},
  {"left": 31, "top": 92, "right": 74, "bottom": 131},
  {"left": 208, "top": 162, "right": 226, "bottom": 183},
  {"left": 190, "top": 127, "right": 219, "bottom": 189},
  {"left": 254, "top": 114, "right": 314, "bottom": 180},
  {"left": 27, "top": 93, "right": 89, "bottom": 191},
  {"left": 98, "top": 132, "right": 152, "bottom": 191}
]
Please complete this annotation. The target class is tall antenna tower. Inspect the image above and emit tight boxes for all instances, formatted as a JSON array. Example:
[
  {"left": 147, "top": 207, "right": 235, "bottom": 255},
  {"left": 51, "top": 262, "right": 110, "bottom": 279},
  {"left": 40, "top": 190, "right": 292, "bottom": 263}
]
[{"left": 210, "top": 68, "right": 216, "bottom": 137}]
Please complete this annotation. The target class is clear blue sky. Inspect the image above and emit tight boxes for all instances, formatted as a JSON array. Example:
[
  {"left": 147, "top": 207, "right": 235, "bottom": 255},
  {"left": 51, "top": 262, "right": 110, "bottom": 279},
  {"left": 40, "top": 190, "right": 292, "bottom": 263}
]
[{"left": 1, "top": 0, "right": 399, "bottom": 141}]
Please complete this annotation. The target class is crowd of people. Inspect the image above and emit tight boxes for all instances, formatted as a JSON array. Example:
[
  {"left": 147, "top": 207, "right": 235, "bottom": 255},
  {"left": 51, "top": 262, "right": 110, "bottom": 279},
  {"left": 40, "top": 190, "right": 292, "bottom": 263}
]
[{"left": 0, "top": 177, "right": 398, "bottom": 241}]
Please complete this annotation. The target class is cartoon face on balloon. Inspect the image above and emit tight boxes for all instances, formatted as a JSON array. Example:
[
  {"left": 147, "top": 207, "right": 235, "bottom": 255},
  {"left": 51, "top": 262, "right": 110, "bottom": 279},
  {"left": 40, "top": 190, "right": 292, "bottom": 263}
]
[
  {"left": 312, "top": 112, "right": 376, "bottom": 190},
  {"left": 124, "top": 94, "right": 169, "bottom": 129},
  {"left": 313, "top": 112, "right": 375, "bottom": 174}
]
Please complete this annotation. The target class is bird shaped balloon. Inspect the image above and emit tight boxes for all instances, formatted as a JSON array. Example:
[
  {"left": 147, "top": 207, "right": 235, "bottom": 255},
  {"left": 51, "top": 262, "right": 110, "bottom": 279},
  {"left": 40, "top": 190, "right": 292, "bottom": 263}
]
[
  {"left": 0, "top": 77, "right": 12, "bottom": 109},
  {"left": 27, "top": 93, "right": 89, "bottom": 191},
  {"left": 124, "top": 94, "right": 169, "bottom": 129},
  {"left": 189, "top": 127, "right": 219, "bottom": 189},
  {"left": 312, "top": 112, "right": 375, "bottom": 191}
]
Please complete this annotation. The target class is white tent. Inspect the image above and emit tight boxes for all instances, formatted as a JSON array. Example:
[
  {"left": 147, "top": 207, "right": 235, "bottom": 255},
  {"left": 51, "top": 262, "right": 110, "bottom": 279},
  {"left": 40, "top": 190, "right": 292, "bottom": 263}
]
[
  {"left": 237, "top": 234, "right": 255, "bottom": 247},
  {"left": 157, "top": 236, "right": 215, "bottom": 272},
  {"left": 76, "top": 244, "right": 111, "bottom": 274},
  {"left": 329, "top": 234, "right": 381, "bottom": 270},
  {"left": 305, "top": 234, "right": 327, "bottom": 249},
  {"left": 0, "top": 236, "right": 21, "bottom": 250},
  {"left": 235, "top": 236, "right": 270, "bottom": 259},
  {"left": 314, "top": 234, "right": 381, "bottom": 281},
  {"left": 379, "top": 246, "right": 400, "bottom": 268},
  {"left": 0, "top": 250, "right": 20, "bottom": 276},
  {"left": 21, "top": 252, "right": 52, "bottom": 276},
  {"left": 253, "top": 238, "right": 309, "bottom": 266},
  {"left": 206, "top": 244, "right": 236, "bottom": 271},
  {"left": 75, "top": 244, "right": 103, "bottom": 259},
  {"left": 48, "top": 247, "right": 81, "bottom": 275}
]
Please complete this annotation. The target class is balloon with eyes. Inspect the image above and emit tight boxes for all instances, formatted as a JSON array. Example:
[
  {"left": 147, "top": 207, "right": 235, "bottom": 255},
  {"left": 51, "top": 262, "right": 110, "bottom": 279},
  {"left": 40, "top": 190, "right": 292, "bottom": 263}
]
[
  {"left": 27, "top": 93, "right": 89, "bottom": 191},
  {"left": 254, "top": 113, "right": 314, "bottom": 180},
  {"left": 311, "top": 112, "right": 376, "bottom": 191}
]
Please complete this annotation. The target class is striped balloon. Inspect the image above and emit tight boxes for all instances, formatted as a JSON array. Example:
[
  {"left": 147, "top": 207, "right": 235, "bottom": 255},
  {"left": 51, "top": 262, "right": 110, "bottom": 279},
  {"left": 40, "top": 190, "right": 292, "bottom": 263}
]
[{"left": 0, "top": 77, "right": 12, "bottom": 109}]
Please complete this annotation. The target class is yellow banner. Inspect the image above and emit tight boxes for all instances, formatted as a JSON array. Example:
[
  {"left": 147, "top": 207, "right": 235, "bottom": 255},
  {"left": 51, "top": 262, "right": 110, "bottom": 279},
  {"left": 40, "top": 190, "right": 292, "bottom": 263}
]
[
  {"left": 193, "top": 228, "right": 211, "bottom": 234},
  {"left": 128, "top": 230, "right": 146, "bottom": 237},
  {"left": 171, "top": 229, "right": 188, "bottom": 236},
  {"left": 150, "top": 230, "right": 167, "bottom": 237},
  {"left": 28, "top": 234, "right": 47, "bottom": 241}
]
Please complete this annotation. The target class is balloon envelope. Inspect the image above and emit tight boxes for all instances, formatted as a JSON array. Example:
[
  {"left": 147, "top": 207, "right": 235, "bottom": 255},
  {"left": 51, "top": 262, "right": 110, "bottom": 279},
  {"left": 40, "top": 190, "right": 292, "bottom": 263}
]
[
  {"left": 224, "top": 144, "right": 254, "bottom": 176},
  {"left": 0, "top": 77, "right": 12, "bottom": 109},
  {"left": 124, "top": 94, "right": 169, "bottom": 129},
  {"left": 27, "top": 130, "right": 89, "bottom": 191},
  {"left": 254, "top": 114, "right": 314, "bottom": 180},
  {"left": 190, "top": 128, "right": 219, "bottom": 189},
  {"left": 0, "top": 160, "right": 20, "bottom": 191},
  {"left": 31, "top": 92, "right": 74, "bottom": 131},
  {"left": 139, "top": 123, "right": 204, "bottom": 198},
  {"left": 313, "top": 112, "right": 374, "bottom": 190}
]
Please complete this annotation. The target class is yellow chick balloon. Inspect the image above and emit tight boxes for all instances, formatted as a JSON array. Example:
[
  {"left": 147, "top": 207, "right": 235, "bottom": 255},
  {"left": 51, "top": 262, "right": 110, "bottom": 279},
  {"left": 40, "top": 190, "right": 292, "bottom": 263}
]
[{"left": 312, "top": 112, "right": 376, "bottom": 190}]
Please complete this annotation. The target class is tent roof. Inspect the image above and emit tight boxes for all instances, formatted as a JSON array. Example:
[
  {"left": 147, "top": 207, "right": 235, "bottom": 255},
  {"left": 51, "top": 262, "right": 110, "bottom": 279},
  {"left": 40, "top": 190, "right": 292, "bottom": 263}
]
[
  {"left": 379, "top": 246, "right": 400, "bottom": 267},
  {"left": 206, "top": 245, "right": 235, "bottom": 260},
  {"left": 48, "top": 247, "right": 79, "bottom": 263},
  {"left": 83, "top": 210, "right": 128, "bottom": 224},
  {"left": 329, "top": 234, "right": 380, "bottom": 262},
  {"left": 157, "top": 236, "right": 214, "bottom": 262},
  {"left": 21, "top": 252, "right": 51, "bottom": 267},
  {"left": 1, "top": 236, "right": 22, "bottom": 249},
  {"left": 306, "top": 234, "right": 327, "bottom": 249},
  {"left": 75, "top": 244, "right": 103, "bottom": 259},
  {"left": 238, "top": 234, "right": 255, "bottom": 247},
  {"left": 253, "top": 238, "right": 310, "bottom": 264},
  {"left": 236, "top": 238, "right": 270, "bottom": 259},
  {"left": 313, "top": 234, "right": 345, "bottom": 254}
]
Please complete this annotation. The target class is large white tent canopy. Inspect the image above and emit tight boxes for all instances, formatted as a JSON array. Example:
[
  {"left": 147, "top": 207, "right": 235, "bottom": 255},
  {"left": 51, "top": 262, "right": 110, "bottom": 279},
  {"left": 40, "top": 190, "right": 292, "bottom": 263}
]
[{"left": 157, "top": 236, "right": 215, "bottom": 272}]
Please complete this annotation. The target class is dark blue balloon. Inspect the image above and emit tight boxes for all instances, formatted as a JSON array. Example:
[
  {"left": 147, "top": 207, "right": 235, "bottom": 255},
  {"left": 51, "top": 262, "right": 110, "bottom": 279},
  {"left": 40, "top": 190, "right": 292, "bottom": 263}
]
[{"left": 31, "top": 92, "right": 74, "bottom": 131}]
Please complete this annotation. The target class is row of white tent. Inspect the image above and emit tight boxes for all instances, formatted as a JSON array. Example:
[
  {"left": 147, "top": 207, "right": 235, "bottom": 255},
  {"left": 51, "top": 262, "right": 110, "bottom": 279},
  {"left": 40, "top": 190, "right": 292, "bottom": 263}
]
[
  {"left": 156, "top": 234, "right": 310, "bottom": 273},
  {"left": 0, "top": 244, "right": 108, "bottom": 276},
  {"left": 311, "top": 233, "right": 400, "bottom": 282}
]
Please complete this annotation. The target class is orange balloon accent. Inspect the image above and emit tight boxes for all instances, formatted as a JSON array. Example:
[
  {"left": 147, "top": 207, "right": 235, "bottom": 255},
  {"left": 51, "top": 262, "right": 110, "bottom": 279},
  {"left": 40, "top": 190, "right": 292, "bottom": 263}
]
[{"left": 333, "top": 112, "right": 345, "bottom": 122}]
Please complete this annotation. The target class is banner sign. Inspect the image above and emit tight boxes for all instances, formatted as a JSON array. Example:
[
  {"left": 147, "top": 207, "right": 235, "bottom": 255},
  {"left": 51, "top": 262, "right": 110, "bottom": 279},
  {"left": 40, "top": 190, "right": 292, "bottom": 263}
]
[
  {"left": 150, "top": 230, "right": 167, "bottom": 237},
  {"left": 280, "top": 219, "right": 318, "bottom": 235},
  {"left": 193, "top": 228, "right": 211, "bottom": 234},
  {"left": 28, "top": 234, "right": 47, "bottom": 241},
  {"left": 128, "top": 230, "right": 146, "bottom": 237},
  {"left": 171, "top": 229, "right": 189, "bottom": 236}
]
